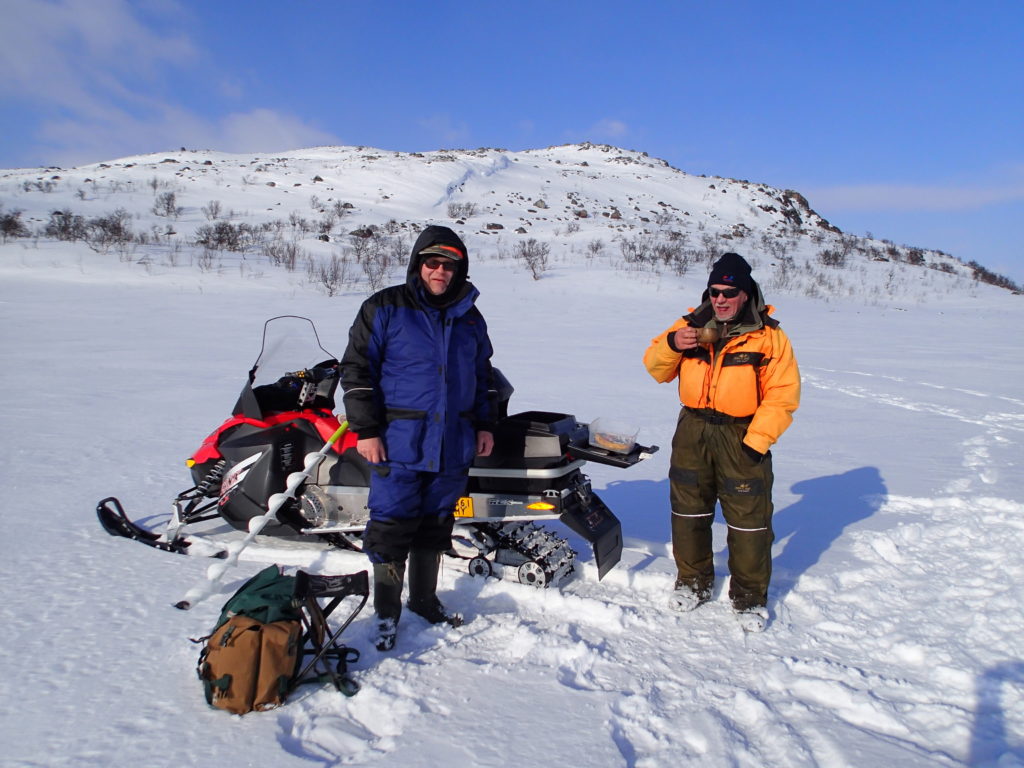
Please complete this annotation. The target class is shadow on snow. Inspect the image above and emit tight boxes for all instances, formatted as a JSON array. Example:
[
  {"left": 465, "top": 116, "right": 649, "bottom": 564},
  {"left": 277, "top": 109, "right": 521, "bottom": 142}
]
[{"left": 592, "top": 466, "right": 888, "bottom": 601}]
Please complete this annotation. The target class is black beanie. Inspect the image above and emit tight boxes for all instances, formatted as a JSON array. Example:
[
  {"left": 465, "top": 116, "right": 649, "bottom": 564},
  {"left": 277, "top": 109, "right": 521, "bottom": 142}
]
[{"left": 708, "top": 252, "right": 753, "bottom": 294}]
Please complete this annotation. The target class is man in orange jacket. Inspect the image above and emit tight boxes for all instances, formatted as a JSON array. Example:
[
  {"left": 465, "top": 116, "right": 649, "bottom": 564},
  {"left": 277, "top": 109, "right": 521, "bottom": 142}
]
[{"left": 643, "top": 252, "right": 800, "bottom": 632}]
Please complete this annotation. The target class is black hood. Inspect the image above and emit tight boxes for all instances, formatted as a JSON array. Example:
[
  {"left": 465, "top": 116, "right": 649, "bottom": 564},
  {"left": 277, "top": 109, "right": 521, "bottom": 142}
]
[{"left": 406, "top": 225, "right": 470, "bottom": 307}]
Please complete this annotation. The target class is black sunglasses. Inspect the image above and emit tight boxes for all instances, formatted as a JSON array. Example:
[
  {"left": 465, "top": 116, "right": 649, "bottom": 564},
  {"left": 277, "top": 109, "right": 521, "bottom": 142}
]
[
  {"left": 423, "top": 257, "right": 457, "bottom": 272},
  {"left": 709, "top": 287, "right": 741, "bottom": 299}
]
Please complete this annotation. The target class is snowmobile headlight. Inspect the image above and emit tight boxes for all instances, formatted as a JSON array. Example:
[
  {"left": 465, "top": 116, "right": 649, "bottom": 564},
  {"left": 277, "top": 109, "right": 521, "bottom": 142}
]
[
  {"left": 186, "top": 458, "right": 196, "bottom": 468},
  {"left": 526, "top": 501, "right": 556, "bottom": 511}
]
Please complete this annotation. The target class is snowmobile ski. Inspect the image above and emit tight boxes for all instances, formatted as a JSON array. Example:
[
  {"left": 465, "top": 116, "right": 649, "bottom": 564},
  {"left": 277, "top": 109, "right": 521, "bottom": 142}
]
[{"left": 96, "top": 497, "right": 227, "bottom": 558}]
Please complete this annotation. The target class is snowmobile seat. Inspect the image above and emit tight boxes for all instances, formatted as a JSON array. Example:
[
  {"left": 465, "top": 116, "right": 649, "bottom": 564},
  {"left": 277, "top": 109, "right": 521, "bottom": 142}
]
[
  {"left": 474, "top": 410, "right": 588, "bottom": 470},
  {"left": 291, "top": 569, "right": 369, "bottom": 696}
]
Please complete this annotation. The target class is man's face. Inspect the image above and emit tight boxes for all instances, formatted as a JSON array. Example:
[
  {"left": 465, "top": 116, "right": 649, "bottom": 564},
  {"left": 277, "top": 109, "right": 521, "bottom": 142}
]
[
  {"left": 709, "top": 284, "right": 747, "bottom": 321},
  {"left": 420, "top": 256, "right": 457, "bottom": 295}
]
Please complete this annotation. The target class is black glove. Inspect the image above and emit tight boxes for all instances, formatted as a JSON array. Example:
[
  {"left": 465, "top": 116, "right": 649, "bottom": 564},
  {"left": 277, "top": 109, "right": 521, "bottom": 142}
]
[{"left": 742, "top": 443, "right": 765, "bottom": 464}]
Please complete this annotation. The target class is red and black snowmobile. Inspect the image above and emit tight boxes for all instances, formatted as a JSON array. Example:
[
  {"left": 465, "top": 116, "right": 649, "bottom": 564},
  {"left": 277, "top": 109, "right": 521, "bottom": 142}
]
[{"left": 97, "top": 316, "right": 657, "bottom": 587}]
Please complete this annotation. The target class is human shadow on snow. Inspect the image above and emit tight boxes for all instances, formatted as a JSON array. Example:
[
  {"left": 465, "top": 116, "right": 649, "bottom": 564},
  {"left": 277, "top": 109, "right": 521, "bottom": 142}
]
[
  {"left": 594, "top": 466, "right": 888, "bottom": 600},
  {"left": 771, "top": 466, "right": 887, "bottom": 600},
  {"left": 969, "top": 660, "right": 1024, "bottom": 766}
]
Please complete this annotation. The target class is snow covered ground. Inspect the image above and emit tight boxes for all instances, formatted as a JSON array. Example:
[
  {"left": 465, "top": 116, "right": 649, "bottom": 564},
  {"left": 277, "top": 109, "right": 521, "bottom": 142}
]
[{"left": 2, "top": 149, "right": 1023, "bottom": 767}]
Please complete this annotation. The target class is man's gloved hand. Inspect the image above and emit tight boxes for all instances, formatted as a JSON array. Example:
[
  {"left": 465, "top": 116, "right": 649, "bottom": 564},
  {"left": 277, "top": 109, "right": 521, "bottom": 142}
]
[{"left": 741, "top": 443, "right": 765, "bottom": 464}]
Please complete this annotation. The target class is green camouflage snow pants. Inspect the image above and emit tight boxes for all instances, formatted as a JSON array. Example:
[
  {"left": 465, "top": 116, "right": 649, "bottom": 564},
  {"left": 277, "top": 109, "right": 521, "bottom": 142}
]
[{"left": 669, "top": 408, "right": 775, "bottom": 610}]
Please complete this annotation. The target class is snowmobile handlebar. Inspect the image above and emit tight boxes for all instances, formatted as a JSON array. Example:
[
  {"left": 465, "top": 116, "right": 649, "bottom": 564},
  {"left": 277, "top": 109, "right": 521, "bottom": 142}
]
[{"left": 281, "top": 360, "right": 339, "bottom": 384}]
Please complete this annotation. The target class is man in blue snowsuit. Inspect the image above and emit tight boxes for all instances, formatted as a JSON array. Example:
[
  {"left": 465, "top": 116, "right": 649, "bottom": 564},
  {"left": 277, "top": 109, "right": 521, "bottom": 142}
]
[{"left": 341, "top": 225, "right": 495, "bottom": 650}]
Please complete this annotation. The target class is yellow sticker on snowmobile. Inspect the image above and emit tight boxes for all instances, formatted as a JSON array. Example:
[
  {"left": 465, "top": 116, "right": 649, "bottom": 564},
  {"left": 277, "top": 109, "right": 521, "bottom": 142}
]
[{"left": 454, "top": 497, "right": 474, "bottom": 518}]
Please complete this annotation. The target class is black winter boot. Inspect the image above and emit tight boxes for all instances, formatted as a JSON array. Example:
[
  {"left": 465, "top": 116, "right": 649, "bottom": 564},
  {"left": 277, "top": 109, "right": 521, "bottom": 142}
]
[
  {"left": 406, "top": 549, "right": 463, "bottom": 627},
  {"left": 372, "top": 561, "right": 405, "bottom": 650}
]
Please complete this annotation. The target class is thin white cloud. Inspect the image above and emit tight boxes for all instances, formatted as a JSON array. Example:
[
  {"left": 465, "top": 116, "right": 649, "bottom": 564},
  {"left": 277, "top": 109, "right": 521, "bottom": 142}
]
[
  {"left": 37, "top": 105, "right": 339, "bottom": 166},
  {"left": 0, "top": 0, "right": 194, "bottom": 111},
  {"left": 806, "top": 178, "right": 1024, "bottom": 212},
  {"left": 217, "top": 109, "right": 338, "bottom": 154},
  {"left": 417, "top": 115, "right": 471, "bottom": 147},
  {"left": 590, "top": 118, "right": 629, "bottom": 140},
  {"left": 1, "top": 0, "right": 339, "bottom": 166}
]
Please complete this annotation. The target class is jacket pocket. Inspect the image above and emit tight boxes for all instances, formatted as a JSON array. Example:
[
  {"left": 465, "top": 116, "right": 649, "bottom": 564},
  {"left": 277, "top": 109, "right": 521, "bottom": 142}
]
[{"left": 384, "top": 408, "right": 427, "bottom": 465}]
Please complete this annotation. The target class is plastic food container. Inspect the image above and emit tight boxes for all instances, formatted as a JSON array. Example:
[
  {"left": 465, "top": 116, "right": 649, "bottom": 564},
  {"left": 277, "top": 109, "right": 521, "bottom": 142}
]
[{"left": 588, "top": 417, "right": 638, "bottom": 454}]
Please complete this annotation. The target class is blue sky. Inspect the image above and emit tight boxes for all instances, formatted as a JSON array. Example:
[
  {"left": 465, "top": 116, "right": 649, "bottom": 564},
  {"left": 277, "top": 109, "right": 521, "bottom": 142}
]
[{"left": 2, "top": 0, "right": 1022, "bottom": 283}]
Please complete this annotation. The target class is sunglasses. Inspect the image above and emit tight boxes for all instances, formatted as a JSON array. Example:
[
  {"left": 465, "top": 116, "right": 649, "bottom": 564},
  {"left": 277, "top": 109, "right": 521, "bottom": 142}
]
[
  {"left": 709, "top": 287, "right": 741, "bottom": 299},
  {"left": 423, "top": 257, "right": 457, "bottom": 272}
]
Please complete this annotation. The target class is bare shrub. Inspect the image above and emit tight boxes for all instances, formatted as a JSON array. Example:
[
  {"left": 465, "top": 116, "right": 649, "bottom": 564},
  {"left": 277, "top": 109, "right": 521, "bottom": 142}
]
[
  {"left": 194, "top": 221, "right": 246, "bottom": 251},
  {"left": 263, "top": 240, "right": 302, "bottom": 271},
  {"left": 147, "top": 224, "right": 170, "bottom": 244},
  {"left": 289, "top": 211, "right": 313, "bottom": 237},
  {"left": 196, "top": 249, "right": 217, "bottom": 272},
  {"left": 201, "top": 200, "right": 223, "bottom": 221},
  {"left": 619, "top": 234, "right": 657, "bottom": 268},
  {"left": 513, "top": 238, "right": 550, "bottom": 280},
  {"left": 23, "top": 179, "right": 57, "bottom": 193},
  {"left": 837, "top": 232, "right": 859, "bottom": 258},
  {"left": 447, "top": 202, "right": 477, "bottom": 219},
  {"left": 817, "top": 249, "right": 847, "bottom": 268},
  {"left": 86, "top": 208, "right": 134, "bottom": 254},
  {"left": 655, "top": 240, "right": 691, "bottom": 276},
  {"left": 318, "top": 212, "right": 337, "bottom": 239},
  {"left": 766, "top": 254, "right": 796, "bottom": 291},
  {"left": 0, "top": 208, "right": 30, "bottom": 242},
  {"left": 350, "top": 232, "right": 393, "bottom": 293},
  {"left": 759, "top": 232, "right": 791, "bottom": 261},
  {"left": 152, "top": 191, "right": 182, "bottom": 218},
  {"left": 905, "top": 247, "right": 925, "bottom": 266},
  {"left": 968, "top": 260, "right": 1021, "bottom": 292},
  {"left": 697, "top": 233, "right": 722, "bottom": 268},
  {"left": 164, "top": 242, "right": 182, "bottom": 268},
  {"left": 44, "top": 210, "right": 87, "bottom": 241},
  {"left": 310, "top": 253, "right": 351, "bottom": 296},
  {"left": 386, "top": 233, "right": 408, "bottom": 269}
]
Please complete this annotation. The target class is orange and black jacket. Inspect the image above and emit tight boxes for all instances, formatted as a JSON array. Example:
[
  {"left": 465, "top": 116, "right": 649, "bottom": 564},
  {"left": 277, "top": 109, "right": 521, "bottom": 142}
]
[{"left": 643, "top": 282, "right": 800, "bottom": 455}]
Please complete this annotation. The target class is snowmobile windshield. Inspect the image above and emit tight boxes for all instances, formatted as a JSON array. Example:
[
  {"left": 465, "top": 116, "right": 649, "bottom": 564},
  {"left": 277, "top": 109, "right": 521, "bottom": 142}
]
[{"left": 251, "top": 316, "right": 337, "bottom": 387}]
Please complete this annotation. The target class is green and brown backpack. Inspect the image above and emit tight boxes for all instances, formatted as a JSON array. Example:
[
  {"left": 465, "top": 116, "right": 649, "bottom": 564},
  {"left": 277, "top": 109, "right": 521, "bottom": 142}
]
[{"left": 196, "top": 564, "right": 368, "bottom": 714}]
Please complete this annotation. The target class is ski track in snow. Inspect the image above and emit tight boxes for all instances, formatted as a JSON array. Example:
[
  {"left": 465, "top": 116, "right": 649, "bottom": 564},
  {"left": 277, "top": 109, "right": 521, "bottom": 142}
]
[
  {"left": 803, "top": 366, "right": 1024, "bottom": 433},
  {"left": 802, "top": 366, "right": 1024, "bottom": 493}
]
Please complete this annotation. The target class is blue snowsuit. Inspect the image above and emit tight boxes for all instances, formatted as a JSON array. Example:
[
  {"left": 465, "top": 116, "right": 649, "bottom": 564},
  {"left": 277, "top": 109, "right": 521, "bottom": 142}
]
[{"left": 341, "top": 226, "right": 495, "bottom": 563}]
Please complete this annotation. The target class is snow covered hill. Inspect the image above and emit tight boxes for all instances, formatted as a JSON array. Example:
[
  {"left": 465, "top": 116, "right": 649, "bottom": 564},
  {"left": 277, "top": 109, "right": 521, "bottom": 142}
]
[
  {"left": 3, "top": 142, "right": 1013, "bottom": 305},
  {"left": 1, "top": 146, "right": 1022, "bottom": 767}
]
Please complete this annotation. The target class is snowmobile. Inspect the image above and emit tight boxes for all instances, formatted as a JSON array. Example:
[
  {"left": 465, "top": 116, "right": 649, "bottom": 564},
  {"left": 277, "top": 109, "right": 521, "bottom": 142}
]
[{"left": 97, "top": 316, "right": 657, "bottom": 588}]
